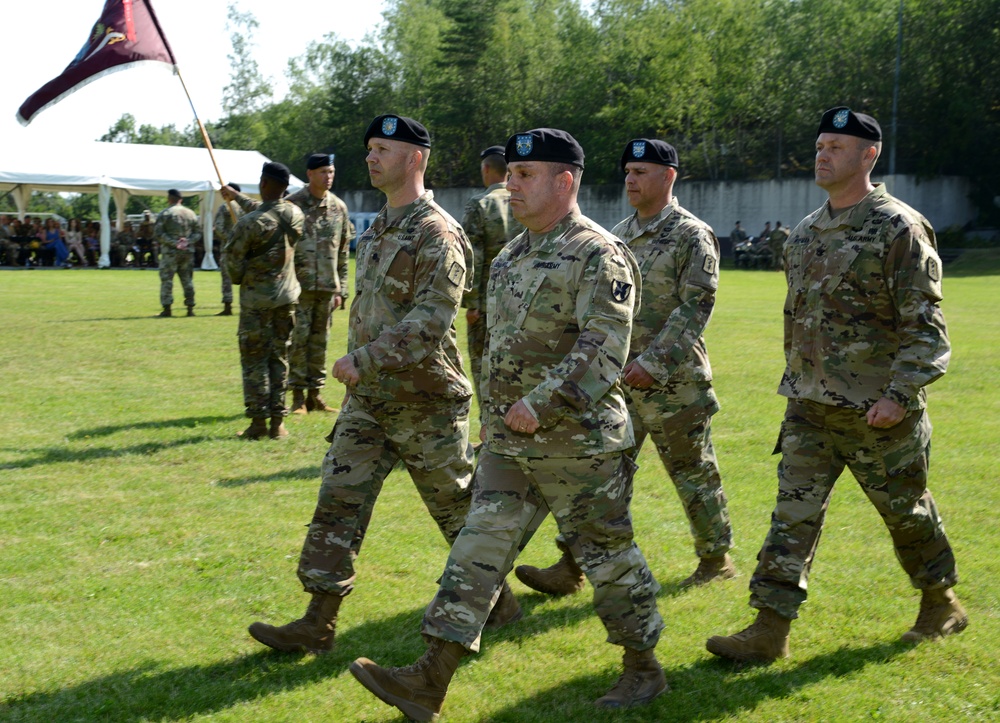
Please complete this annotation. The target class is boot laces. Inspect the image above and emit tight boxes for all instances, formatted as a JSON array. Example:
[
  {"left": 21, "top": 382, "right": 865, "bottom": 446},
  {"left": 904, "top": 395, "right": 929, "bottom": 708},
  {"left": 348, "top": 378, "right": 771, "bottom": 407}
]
[{"left": 732, "top": 617, "right": 770, "bottom": 641}]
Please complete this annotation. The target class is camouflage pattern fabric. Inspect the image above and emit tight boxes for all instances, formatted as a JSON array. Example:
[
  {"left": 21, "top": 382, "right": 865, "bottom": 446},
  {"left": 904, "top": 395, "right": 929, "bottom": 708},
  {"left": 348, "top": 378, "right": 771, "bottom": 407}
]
[
  {"left": 423, "top": 450, "right": 663, "bottom": 653},
  {"left": 155, "top": 204, "right": 201, "bottom": 307},
  {"left": 114, "top": 229, "right": 135, "bottom": 267},
  {"left": 348, "top": 191, "right": 473, "bottom": 402},
  {"left": 482, "top": 209, "right": 640, "bottom": 458},
  {"left": 612, "top": 199, "right": 732, "bottom": 559},
  {"left": 768, "top": 226, "right": 790, "bottom": 269},
  {"left": 283, "top": 189, "right": 354, "bottom": 390},
  {"left": 225, "top": 199, "right": 303, "bottom": 310},
  {"left": 213, "top": 200, "right": 244, "bottom": 304},
  {"left": 779, "top": 184, "right": 950, "bottom": 411},
  {"left": 750, "top": 400, "right": 957, "bottom": 619},
  {"left": 298, "top": 394, "right": 474, "bottom": 595},
  {"left": 289, "top": 290, "right": 335, "bottom": 390},
  {"left": 461, "top": 182, "right": 523, "bottom": 398},
  {"left": 749, "top": 184, "right": 957, "bottom": 618},
  {"left": 238, "top": 303, "right": 296, "bottom": 418}
]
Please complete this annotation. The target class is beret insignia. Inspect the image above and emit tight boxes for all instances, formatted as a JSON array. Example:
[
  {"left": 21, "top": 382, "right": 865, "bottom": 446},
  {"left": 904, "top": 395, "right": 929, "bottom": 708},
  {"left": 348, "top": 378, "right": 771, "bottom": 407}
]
[
  {"left": 833, "top": 109, "right": 850, "bottom": 128},
  {"left": 382, "top": 117, "right": 398, "bottom": 136},
  {"left": 632, "top": 141, "right": 646, "bottom": 158},
  {"left": 515, "top": 134, "right": 533, "bottom": 156}
]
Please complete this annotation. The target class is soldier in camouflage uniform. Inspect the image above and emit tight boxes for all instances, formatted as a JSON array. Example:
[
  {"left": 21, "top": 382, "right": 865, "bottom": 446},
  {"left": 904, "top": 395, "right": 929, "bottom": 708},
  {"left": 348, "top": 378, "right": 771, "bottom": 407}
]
[
  {"left": 154, "top": 189, "right": 201, "bottom": 317},
  {"left": 461, "top": 145, "right": 523, "bottom": 404},
  {"left": 248, "top": 115, "right": 519, "bottom": 659},
  {"left": 284, "top": 153, "right": 355, "bottom": 415},
  {"left": 222, "top": 163, "right": 303, "bottom": 441},
  {"left": 114, "top": 221, "right": 136, "bottom": 268},
  {"left": 212, "top": 181, "right": 245, "bottom": 316},
  {"left": 516, "top": 139, "right": 735, "bottom": 598},
  {"left": 707, "top": 107, "right": 967, "bottom": 664},
  {"left": 350, "top": 129, "right": 666, "bottom": 721},
  {"left": 766, "top": 221, "right": 790, "bottom": 270}
]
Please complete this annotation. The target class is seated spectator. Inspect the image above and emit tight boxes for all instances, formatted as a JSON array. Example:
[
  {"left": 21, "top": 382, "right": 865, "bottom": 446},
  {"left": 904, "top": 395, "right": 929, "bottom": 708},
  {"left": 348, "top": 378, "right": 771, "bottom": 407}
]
[
  {"left": 115, "top": 221, "right": 137, "bottom": 267},
  {"left": 0, "top": 214, "right": 22, "bottom": 266},
  {"left": 65, "top": 218, "right": 88, "bottom": 267},
  {"left": 83, "top": 222, "right": 101, "bottom": 266}
]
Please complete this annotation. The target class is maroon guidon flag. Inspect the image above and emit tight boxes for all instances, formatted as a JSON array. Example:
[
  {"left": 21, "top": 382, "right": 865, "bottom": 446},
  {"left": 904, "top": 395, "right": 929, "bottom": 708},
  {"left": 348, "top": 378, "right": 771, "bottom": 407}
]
[{"left": 17, "top": 0, "right": 177, "bottom": 126}]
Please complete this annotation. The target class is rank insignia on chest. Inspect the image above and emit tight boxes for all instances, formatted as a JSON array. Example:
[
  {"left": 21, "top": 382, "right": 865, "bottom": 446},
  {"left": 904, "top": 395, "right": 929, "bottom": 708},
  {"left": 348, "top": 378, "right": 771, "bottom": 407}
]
[
  {"left": 612, "top": 279, "right": 632, "bottom": 302},
  {"left": 515, "top": 135, "right": 533, "bottom": 156}
]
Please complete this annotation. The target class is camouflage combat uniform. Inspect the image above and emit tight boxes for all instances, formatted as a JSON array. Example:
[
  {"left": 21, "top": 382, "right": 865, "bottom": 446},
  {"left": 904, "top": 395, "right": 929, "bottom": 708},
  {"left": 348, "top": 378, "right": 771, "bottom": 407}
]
[
  {"left": 612, "top": 198, "right": 733, "bottom": 560},
  {"left": 297, "top": 190, "right": 476, "bottom": 597},
  {"left": 114, "top": 227, "right": 135, "bottom": 267},
  {"left": 284, "top": 187, "right": 354, "bottom": 392},
  {"left": 460, "top": 182, "right": 522, "bottom": 400},
  {"left": 155, "top": 204, "right": 201, "bottom": 308},
  {"left": 225, "top": 198, "right": 303, "bottom": 419},
  {"left": 750, "top": 183, "right": 957, "bottom": 620},
  {"left": 213, "top": 199, "right": 244, "bottom": 304},
  {"left": 422, "top": 209, "right": 664, "bottom": 653}
]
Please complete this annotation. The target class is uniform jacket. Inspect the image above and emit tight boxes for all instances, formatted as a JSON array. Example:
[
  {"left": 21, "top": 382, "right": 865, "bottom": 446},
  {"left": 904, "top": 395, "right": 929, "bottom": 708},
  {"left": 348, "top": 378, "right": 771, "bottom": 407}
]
[
  {"left": 225, "top": 199, "right": 303, "bottom": 310},
  {"left": 484, "top": 208, "right": 639, "bottom": 458},
  {"left": 154, "top": 204, "right": 201, "bottom": 253},
  {"left": 461, "top": 182, "right": 523, "bottom": 313},
  {"left": 284, "top": 188, "right": 354, "bottom": 297},
  {"left": 780, "top": 184, "right": 950, "bottom": 410},
  {"left": 612, "top": 198, "right": 718, "bottom": 385},
  {"left": 348, "top": 190, "right": 473, "bottom": 403},
  {"left": 213, "top": 200, "right": 244, "bottom": 249}
]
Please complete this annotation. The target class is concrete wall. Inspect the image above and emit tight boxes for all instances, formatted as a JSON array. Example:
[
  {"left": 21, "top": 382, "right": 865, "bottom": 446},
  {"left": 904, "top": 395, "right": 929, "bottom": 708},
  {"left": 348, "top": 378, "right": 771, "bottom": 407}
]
[{"left": 341, "top": 175, "right": 976, "bottom": 244}]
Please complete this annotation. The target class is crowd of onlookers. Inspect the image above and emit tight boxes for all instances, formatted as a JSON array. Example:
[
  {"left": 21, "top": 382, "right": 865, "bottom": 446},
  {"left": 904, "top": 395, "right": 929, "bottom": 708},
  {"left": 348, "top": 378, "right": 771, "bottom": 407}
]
[{"left": 0, "top": 213, "right": 161, "bottom": 268}]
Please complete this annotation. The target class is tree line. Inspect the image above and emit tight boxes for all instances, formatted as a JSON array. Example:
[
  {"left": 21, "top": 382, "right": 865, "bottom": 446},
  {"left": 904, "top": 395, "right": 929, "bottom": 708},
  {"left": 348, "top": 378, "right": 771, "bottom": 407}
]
[{"left": 94, "top": 0, "right": 999, "bottom": 225}]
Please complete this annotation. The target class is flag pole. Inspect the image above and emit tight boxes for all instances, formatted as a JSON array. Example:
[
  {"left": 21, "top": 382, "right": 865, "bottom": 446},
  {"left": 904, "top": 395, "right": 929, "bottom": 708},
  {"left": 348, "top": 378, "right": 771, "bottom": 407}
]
[{"left": 173, "top": 66, "right": 239, "bottom": 224}]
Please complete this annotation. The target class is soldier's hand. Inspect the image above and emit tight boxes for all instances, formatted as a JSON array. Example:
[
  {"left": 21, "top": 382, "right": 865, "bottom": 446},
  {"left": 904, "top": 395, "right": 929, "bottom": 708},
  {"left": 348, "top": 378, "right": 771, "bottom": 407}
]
[
  {"left": 176, "top": 238, "right": 189, "bottom": 251},
  {"left": 332, "top": 294, "right": 344, "bottom": 312},
  {"left": 332, "top": 355, "right": 360, "bottom": 387},
  {"left": 623, "top": 361, "right": 655, "bottom": 389},
  {"left": 466, "top": 309, "right": 481, "bottom": 325},
  {"left": 866, "top": 397, "right": 906, "bottom": 429},
  {"left": 220, "top": 185, "right": 236, "bottom": 201},
  {"left": 504, "top": 399, "right": 539, "bottom": 435}
]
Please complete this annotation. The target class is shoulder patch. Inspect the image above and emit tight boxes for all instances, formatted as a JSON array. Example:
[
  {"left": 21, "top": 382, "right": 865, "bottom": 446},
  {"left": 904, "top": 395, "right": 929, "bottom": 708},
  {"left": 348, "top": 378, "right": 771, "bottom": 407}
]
[
  {"left": 447, "top": 261, "right": 464, "bottom": 286},
  {"left": 703, "top": 255, "right": 717, "bottom": 275},
  {"left": 612, "top": 279, "right": 632, "bottom": 302},
  {"left": 926, "top": 256, "right": 940, "bottom": 282}
]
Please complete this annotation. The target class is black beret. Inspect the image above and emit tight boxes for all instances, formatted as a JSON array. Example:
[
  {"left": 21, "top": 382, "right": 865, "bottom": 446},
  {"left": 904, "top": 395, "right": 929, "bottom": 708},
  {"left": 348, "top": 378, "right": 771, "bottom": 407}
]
[
  {"left": 167, "top": 189, "right": 183, "bottom": 199},
  {"left": 620, "top": 138, "right": 679, "bottom": 172},
  {"left": 228, "top": 182, "right": 241, "bottom": 193},
  {"left": 505, "top": 128, "right": 584, "bottom": 169},
  {"left": 480, "top": 145, "right": 506, "bottom": 160},
  {"left": 364, "top": 114, "right": 431, "bottom": 148},
  {"left": 817, "top": 107, "right": 882, "bottom": 141},
  {"left": 307, "top": 153, "right": 335, "bottom": 170},
  {"left": 261, "top": 162, "right": 290, "bottom": 185}
]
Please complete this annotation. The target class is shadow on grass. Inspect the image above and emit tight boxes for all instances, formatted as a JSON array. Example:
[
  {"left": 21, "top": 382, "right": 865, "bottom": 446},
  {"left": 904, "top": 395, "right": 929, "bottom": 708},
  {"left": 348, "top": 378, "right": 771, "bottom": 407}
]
[
  {"left": 0, "top": 435, "right": 217, "bottom": 470},
  {"left": 215, "top": 465, "right": 322, "bottom": 487},
  {"left": 0, "top": 597, "right": 611, "bottom": 722},
  {"left": 479, "top": 639, "right": 913, "bottom": 722},
  {"left": 68, "top": 415, "right": 243, "bottom": 439}
]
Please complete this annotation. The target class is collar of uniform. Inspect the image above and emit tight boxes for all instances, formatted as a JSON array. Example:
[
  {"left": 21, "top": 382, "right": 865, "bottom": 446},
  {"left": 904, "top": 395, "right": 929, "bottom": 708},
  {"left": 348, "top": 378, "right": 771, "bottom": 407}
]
[
  {"left": 381, "top": 189, "right": 434, "bottom": 230},
  {"left": 485, "top": 182, "right": 507, "bottom": 193},
  {"left": 812, "top": 183, "right": 888, "bottom": 231},
  {"left": 630, "top": 196, "right": 678, "bottom": 236},
  {"left": 527, "top": 206, "right": 582, "bottom": 255}
]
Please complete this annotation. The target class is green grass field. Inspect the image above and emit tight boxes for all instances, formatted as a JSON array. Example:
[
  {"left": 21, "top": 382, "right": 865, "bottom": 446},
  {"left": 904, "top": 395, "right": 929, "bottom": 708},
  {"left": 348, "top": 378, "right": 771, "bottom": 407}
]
[{"left": 1, "top": 261, "right": 997, "bottom": 722}]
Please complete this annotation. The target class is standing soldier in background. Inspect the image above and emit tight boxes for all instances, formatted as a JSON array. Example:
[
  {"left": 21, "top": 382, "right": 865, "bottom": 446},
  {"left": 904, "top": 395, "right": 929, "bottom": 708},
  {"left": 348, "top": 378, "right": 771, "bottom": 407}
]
[
  {"left": 247, "top": 114, "right": 518, "bottom": 658},
  {"left": 516, "top": 139, "right": 735, "bottom": 598},
  {"left": 154, "top": 189, "right": 201, "bottom": 317},
  {"left": 707, "top": 107, "right": 966, "bottom": 664},
  {"left": 767, "top": 221, "right": 790, "bottom": 270},
  {"left": 222, "top": 162, "right": 303, "bottom": 441},
  {"left": 213, "top": 182, "right": 245, "bottom": 316},
  {"left": 285, "top": 153, "right": 355, "bottom": 415},
  {"left": 350, "top": 128, "right": 665, "bottom": 720},
  {"left": 461, "top": 144, "right": 523, "bottom": 406}
]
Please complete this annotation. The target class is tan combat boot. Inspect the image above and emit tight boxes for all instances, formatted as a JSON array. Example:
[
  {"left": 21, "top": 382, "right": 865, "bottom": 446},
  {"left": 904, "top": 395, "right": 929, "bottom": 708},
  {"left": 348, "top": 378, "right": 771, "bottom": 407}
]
[
  {"left": 248, "top": 592, "right": 342, "bottom": 654},
  {"left": 681, "top": 553, "right": 737, "bottom": 587},
  {"left": 157, "top": 305, "right": 171, "bottom": 318},
  {"left": 484, "top": 581, "right": 523, "bottom": 629},
  {"left": 706, "top": 607, "right": 791, "bottom": 663},
  {"left": 515, "top": 542, "right": 586, "bottom": 596},
  {"left": 901, "top": 587, "right": 968, "bottom": 642},
  {"left": 290, "top": 389, "right": 308, "bottom": 415},
  {"left": 238, "top": 417, "right": 267, "bottom": 440},
  {"left": 269, "top": 417, "right": 289, "bottom": 439},
  {"left": 308, "top": 388, "right": 337, "bottom": 413},
  {"left": 594, "top": 647, "right": 668, "bottom": 709},
  {"left": 350, "top": 637, "right": 466, "bottom": 722}
]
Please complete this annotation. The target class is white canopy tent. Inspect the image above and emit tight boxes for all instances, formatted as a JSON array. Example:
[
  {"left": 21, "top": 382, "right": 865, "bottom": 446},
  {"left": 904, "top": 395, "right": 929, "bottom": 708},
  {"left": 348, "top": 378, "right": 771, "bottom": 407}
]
[{"left": 0, "top": 141, "right": 304, "bottom": 268}]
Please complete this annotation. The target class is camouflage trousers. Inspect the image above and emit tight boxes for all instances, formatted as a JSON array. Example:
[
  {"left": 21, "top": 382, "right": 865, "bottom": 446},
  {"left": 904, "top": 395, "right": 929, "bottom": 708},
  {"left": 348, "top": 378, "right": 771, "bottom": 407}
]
[
  {"left": 466, "top": 314, "right": 486, "bottom": 404},
  {"left": 423, "top": 450, "right": 663, "bottom": 653},
  {"left": 749, "top": 399, "right": 958, "bottom": 620},
  {"left": 237, "top": 303, "right": 295, "bottom": 419},
  {"left": 159, "top": 250, "right": 195, "bottom": 307},
  {"left": 298, "top": 394, "right": 474, "bottom": 596},
  {"left": 289, "top": 290, "right": 334, "bottom": 390},
  {"left": 218, "top": 249, "right": 233, "bottom": 304},
  {"left": 627, "top": 380, "right": 733, "bottom": 559}
]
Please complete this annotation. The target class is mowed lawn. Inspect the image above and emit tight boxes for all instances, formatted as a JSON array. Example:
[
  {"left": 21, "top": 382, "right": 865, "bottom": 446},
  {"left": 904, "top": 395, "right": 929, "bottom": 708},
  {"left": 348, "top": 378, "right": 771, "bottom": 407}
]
[{"left": 1, "top": 257, "right": 997, "bottom": 722}]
